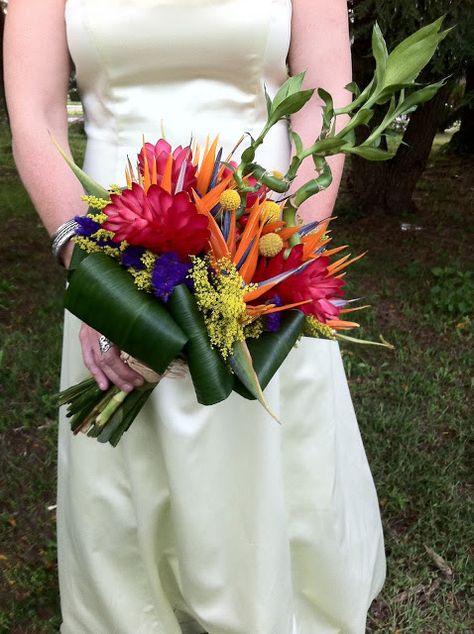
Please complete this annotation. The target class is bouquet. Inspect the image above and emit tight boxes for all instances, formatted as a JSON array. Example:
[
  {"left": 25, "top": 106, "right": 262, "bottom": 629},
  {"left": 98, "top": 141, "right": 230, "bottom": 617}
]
[{"left": 57, "top": 19, "right": 447, "bottom": 445}]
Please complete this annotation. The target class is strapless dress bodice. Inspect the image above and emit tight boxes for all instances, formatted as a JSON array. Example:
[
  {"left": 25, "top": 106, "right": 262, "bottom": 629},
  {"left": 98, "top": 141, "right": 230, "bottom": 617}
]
[{"left": 65, "top": 0, "right": 292, "bottom": 183}]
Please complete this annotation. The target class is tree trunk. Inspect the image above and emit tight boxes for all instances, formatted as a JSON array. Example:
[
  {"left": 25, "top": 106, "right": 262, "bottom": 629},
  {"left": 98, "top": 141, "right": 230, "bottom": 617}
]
[{"left": 350, "top": 83, "right": 453, "bottom": 215}]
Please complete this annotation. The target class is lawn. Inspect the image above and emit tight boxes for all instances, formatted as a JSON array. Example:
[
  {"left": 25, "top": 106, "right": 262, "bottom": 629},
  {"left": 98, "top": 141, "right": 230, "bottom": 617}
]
[{"left": 0, "top": 120, "right": 472, "bottom": 633}]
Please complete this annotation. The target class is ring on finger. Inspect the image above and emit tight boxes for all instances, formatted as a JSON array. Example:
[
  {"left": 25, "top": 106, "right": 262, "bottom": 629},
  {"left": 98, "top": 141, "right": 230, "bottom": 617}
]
[{"left": 98, "top": 335, "right": 112, "bottom": 355}]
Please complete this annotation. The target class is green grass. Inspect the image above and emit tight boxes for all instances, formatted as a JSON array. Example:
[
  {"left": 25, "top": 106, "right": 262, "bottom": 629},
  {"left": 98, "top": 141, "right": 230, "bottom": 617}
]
[{"left": 0, "top": 120, "right": 472, "bottom": 632}]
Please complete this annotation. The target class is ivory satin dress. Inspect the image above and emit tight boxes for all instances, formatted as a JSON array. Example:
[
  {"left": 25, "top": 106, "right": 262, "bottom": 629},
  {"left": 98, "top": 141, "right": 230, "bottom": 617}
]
[{"left": 59, "top": 1, "right": 386, "bottom": 632}]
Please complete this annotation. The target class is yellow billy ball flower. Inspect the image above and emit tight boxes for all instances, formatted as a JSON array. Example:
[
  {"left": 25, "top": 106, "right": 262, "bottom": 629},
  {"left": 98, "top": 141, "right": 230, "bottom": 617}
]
[
  {"left": 261, "top": 201, "right": 281, "bottom": 223},
  {"left": 219, "top": 189, "right": 241, "bottom": 212},
  {"left": 259, "top": 233, "right": 284, "bottom": 257}
]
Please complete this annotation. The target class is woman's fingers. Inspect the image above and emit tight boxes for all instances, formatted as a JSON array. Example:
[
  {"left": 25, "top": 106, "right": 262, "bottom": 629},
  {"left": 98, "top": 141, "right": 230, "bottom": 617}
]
[
  {"left": 94, "top": 345, "right": 145, "bottom": 392},
  {"left": 79, "top": 324, "right": 145, "bottom": 392}
]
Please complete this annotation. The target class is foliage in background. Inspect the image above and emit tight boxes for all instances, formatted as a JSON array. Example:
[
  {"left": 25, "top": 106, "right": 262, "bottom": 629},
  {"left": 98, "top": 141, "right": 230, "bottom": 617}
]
[{"left": 347, "top": 0, "right": 474, "bottom": 215}]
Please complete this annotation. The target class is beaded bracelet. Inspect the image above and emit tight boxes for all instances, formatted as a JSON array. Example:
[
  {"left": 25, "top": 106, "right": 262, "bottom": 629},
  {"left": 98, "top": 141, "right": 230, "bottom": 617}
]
[{"left": 51, "top": 218, "right": 78, "bottom": 265}]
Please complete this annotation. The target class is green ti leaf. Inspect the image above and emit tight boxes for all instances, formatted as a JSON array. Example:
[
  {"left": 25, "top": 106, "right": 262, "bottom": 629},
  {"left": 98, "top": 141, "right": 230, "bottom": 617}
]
[
  {"left": 167, "top": 284, "right": 234, "bottom": 405},
  {"left": 65, "top": 253, "right": 187, "bottom": 373}
]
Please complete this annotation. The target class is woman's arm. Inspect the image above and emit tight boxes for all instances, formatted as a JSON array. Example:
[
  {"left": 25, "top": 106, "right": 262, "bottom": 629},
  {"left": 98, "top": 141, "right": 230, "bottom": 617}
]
[
  {"left": 4, "top": 0, "right": 143, "bottom": 392},
  {"left": 4, "top": 0, "right": 85, "bottom": 265},
  {"left": 288, "top": 0, "right": 352, "bottom": 223}
]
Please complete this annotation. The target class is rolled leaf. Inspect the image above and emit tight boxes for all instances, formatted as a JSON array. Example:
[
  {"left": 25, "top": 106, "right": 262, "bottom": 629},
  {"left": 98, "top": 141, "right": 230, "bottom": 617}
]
[
  {"left": 167, "top": 284, "right": 234, "bottom": 405},
  {"left": 65, "top": 253, "right": 188, "bottom": 373}
]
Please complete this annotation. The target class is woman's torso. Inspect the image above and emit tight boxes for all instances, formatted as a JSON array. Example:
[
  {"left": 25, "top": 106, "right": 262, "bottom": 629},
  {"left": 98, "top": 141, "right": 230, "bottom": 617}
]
[{"left": 65, "top": 0, "right": 293, "bottom": 184}]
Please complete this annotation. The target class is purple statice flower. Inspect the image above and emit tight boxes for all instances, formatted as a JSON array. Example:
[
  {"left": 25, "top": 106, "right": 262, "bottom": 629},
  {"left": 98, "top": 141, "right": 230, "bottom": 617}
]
[
  {"left": 121, "top": 245, "right": 146, "bottom": 270},
  {"left": 75, "top": 215, "right": 101, "bottom": 237},
  {"left": 266, "top": 294, "right": 282, "bottom": 333},
  {"left": 152, "top": 252, "right": 191, "bottom": 302}
]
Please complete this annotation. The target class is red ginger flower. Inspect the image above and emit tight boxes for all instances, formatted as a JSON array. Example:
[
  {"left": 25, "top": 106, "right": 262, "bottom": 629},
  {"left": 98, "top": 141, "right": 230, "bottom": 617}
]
[
  {"left": 253, "top": 244, "right": 345, "bottom": 323},
  {"left": 138, "top": 139, "right": 197, "bottom": 194},
  {"left": 103, "top": 183, "right": 210, "bottom": 260}
]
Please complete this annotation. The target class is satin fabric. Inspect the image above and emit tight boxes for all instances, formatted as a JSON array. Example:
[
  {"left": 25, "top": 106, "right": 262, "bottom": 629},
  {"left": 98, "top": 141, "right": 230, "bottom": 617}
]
[{"left": 59, "top": 1, "right": 386, "bottom": 632}]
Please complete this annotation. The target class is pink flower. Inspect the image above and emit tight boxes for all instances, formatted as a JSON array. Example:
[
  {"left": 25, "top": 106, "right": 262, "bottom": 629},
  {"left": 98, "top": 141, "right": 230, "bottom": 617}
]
[
  {"left": 103, "top": 183, "right": 210, "bottom": 260},
  {"left": 138, "top": 139, "right": 197, "bottom": 194}
]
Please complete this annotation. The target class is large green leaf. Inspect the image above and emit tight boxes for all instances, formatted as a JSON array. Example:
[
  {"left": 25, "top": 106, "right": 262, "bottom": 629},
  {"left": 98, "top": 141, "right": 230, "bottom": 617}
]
[
  {"left": 232, "top": 310, "right": 305, "bottom": 399},
  {"left": 167, "top": 285, "right": 234, "bottom": 405},
  {"left": 383, "top": 18, "right": 450, "bottom": 88},
  {"left": 65, "top": 253, "right": 187, "bottom": 373}
]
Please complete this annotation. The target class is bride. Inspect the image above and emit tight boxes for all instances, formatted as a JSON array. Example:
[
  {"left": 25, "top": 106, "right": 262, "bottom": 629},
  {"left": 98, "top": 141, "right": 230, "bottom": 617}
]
[{"left": 4, "top": 0, "right": 385, "bottom": 632}]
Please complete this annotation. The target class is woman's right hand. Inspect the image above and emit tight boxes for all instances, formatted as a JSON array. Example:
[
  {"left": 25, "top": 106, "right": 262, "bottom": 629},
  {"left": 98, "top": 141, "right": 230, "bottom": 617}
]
[{"left": 79, "top": 324, "right": 145, "bottom": 393}]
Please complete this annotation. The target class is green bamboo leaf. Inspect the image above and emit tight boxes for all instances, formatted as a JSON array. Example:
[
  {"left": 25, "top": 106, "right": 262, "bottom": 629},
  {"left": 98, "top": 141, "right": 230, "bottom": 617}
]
[
  {"left": 291, "top": 130, "right": 304, "bottom": 155},
  {"left": 335, "top": 108, "right": 374, "bottom": 139},
  {"left": 317, "top": 88, "right": 334, "bottom": 131},
  {"left": 51, "top": 136, "right": 111, "bottom": 199},
  {"left": 233, "top": 310, "right": 305, "bottom": 399},
  {"left": 65, "top": 253, "right": 187, "bottom": 373},
  {"left": 268, "top": 90, "right": 315, "bottom": 127},
  {"left": 229, "top": 340, "right": 279, "bottom": 422},
  {"left": 395, "top": 79, "right": 447, "bottom": 114},
  {"left": 344, "top": 81, "right": 361, "bottom": 97},
  {"left": 383, "top": 18, "right": 450, "bottom": 87},
  {"left": 271, "top": 72, "right": 306, "bottom": 111},
  {"left": 372, "top": 22, "right": 388, "bottom": 90},
  {"left": 264, "top": 85, "right": 273, "bottom": 116},
  {"left": 302, "top": 137, "right": 346, "bottom": 158},
  {"left": 344, "top": 146, "right": 395, "bottom": 161},
  {"left": 167, "top": 284, "right": 234, "bottom": 405}
]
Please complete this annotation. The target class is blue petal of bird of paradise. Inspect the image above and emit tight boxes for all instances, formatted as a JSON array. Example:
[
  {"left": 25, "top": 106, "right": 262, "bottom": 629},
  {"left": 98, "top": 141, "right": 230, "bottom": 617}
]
[{"left": 229, "top": 340, "right": 280, "bottom": 423}]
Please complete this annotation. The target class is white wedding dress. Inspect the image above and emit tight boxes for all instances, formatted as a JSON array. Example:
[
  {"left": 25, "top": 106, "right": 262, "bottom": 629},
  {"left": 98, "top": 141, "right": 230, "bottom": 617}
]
[{"left": 59, "top": 1, "right": 386, "bottom": 632}]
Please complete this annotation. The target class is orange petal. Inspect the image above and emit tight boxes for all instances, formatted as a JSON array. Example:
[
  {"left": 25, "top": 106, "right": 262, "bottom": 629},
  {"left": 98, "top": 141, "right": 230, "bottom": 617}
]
[
  {"left": 262, "top": 220, "right": 285, "bottom": 235},
  {"left": 197, "top": 136, "right": 219, "bottom": 196},
  {"left": 247, "top": 299, "right": 311, "bottom": 317},
  {"left": 327, "top": 252, "right": 366, "bottom": 276},
  {"left": 340, "top": 305, "right": 370, "bottom": 314},
  {"left": 326, "top": 319, "right": 360, "bottom": 330},
  {"left": 233, "top": 200, "right": 265, "bottom": 266},
  {"left": 277, "top": 225, "right": 302, "bottom": 241}
]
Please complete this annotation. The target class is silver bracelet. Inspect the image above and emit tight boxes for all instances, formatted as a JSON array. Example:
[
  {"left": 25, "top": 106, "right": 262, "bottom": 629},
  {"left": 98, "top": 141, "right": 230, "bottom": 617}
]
[{"left": 51, "top": 218, "right": 79, "bottom": 265}]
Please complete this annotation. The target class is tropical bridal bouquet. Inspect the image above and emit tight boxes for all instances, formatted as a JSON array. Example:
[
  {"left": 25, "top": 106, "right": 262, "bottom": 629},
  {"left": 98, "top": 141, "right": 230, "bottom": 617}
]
[{"left": 57, "top": 19, "right": 447, "bottom": 446}]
